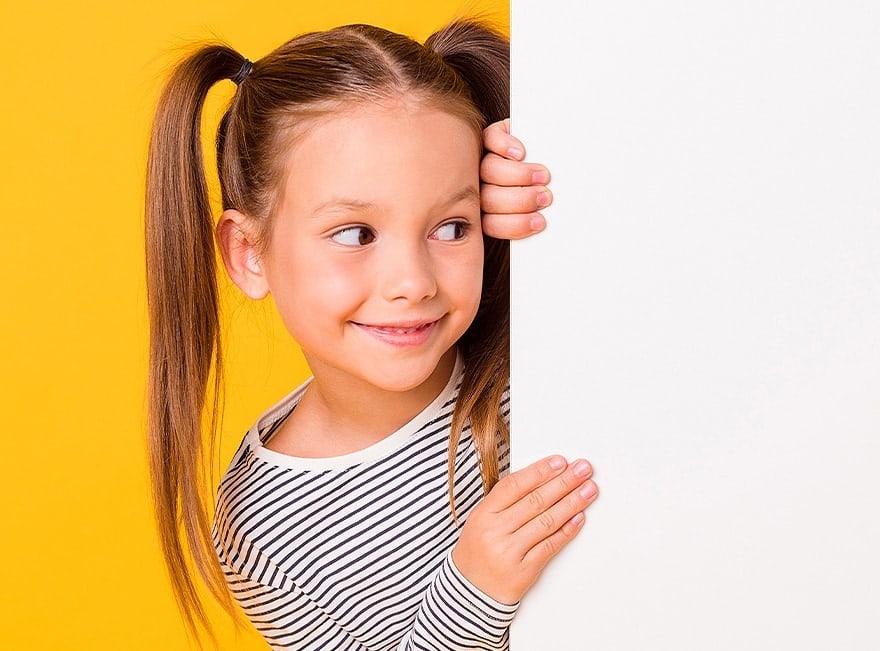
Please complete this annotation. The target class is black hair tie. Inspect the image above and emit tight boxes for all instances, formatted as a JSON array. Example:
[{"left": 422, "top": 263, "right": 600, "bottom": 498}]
[{"left": 232, "top": 59, "right": 253, "bottom": 85}]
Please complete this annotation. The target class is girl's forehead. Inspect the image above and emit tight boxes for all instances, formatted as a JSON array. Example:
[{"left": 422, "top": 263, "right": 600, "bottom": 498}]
[{"left": 274, "top": 100, "right": 481, "bottom": 217}]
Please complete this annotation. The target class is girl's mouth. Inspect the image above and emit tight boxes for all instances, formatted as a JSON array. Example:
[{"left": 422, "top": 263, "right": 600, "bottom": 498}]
[{"left": 353, "top": 320, "right": 439, "bottom": 347}]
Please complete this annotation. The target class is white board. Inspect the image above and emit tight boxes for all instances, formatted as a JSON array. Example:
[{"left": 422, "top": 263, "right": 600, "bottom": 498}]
[{"left": 509, "top": 2, "right": 880, "bottom": 649}]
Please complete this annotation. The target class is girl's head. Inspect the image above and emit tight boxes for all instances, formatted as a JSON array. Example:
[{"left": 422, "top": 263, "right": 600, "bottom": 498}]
[
  {"left": 146, "top": 20, "right": 509, "bottom": 637},
  {"left": 220, "top": 100, "right": 485, "bottom": 396}
]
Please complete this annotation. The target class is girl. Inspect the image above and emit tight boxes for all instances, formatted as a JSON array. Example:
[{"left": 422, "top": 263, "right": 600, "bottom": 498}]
[{"left": 146, "top": 19, "right": 598, "bottom": 650}]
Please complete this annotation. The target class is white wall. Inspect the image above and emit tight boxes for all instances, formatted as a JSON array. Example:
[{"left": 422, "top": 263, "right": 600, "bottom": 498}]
[{"left": 509, "top": 2, "right": 880, "bottom": 649}]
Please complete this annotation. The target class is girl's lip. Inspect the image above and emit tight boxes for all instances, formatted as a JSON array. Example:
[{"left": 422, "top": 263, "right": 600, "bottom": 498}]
[
  {"left": 353, "top": 319, "right": 440, "bottom": 346},
  {"left": 355, "top": 319, "right": 438, "bottom": 331}
]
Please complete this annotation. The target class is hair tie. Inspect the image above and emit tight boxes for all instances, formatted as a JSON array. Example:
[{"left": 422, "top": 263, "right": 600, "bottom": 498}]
[{"left": 232, "top": 59, "right": 253, "bottom": 85}]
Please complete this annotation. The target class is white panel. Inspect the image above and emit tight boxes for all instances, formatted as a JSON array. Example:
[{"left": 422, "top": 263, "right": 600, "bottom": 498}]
[{"left": 510, "top": 2, "right": 880, "bottom": 649}]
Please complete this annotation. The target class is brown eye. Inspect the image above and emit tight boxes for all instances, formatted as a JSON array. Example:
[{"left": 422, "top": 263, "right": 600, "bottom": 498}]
[
  {"left": 331, "top": 226, "right": 376, "bottom": 246},
  {"left": 431, "top": 221, "right": 468, "bottom": 241}
]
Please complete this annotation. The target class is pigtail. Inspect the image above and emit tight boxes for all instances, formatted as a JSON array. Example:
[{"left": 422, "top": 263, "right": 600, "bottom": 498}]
[
  {"left": 426, "top": 22, "right": 512, "bottom": 506},
  {"left": 425, "top": 21, "right": 510, "bottom": 126},
  {"left": 145, "top": 44, "right": 245, "bottom": 640}
]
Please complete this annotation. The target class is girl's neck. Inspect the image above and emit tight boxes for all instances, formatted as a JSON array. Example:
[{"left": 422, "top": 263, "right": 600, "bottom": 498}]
[{"left": 264, "top": 348, "right": 458, "bottom": 458}]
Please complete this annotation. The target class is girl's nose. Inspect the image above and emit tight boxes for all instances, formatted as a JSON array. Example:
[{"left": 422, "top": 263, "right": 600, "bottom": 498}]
[{"left": 379, "top": 241, "right": 438, "bottom": 303}]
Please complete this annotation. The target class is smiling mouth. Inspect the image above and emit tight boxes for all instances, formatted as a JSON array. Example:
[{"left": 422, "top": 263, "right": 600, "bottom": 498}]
[{"left": 353, "top": 319, "right": 440, "bottom": 346}]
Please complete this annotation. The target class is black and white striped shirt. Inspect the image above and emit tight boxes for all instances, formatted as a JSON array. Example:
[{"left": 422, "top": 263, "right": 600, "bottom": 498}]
[{"left": 213, "top": 361, "right": 515, "bottom": 650}]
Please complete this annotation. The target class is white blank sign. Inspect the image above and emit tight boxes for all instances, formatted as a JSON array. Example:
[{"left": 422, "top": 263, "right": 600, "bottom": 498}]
[{"left": 510, "top": 2, "right": 880, "bottom": 649}]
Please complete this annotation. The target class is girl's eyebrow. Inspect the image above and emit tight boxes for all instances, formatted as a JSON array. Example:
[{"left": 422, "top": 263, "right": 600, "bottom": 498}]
[
  {"left": 445, "top": 185, "right": 480, "bottom": 207},
  {"left": 310, "top": 198, "right": 374, "bottom": 217},
  {"left": 310, "top": 185, "right": 480, "bottom": 218}
]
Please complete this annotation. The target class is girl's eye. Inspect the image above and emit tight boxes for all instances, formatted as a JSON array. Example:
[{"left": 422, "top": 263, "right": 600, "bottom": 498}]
[
  {"left": 331, "top": 226, "right": 375, "bottom": 246},
  {"left": 431, "top": 221, "right": 469, "bottom": 242}
]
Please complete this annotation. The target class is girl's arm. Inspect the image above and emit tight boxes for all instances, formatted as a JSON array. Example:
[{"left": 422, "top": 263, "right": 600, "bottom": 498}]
[
  {"left": 480, "top": 119, "right": 553, "bottom": 240},
  {"left": 398, "top": 456, "right": 598, "bottom": 650}
]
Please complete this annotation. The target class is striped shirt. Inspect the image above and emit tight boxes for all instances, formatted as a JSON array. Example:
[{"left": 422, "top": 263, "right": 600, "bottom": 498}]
[{"left": 212, "top": 361, "right": 516, "bottom": 650}]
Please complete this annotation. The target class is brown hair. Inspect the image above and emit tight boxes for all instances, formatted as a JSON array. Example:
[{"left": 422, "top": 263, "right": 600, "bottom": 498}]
[{"left": 145, "top": 19, "right": 509, "bottom": 641}]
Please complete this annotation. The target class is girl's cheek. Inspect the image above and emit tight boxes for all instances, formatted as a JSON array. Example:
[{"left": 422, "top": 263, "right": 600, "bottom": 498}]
[{"left": 315, "top": 258, "right": 373, "bottom": 301}]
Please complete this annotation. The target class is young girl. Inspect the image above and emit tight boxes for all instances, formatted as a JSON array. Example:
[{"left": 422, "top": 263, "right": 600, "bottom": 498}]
[{"left": 146, "top": 19, "right": 598, "bottom": 650}]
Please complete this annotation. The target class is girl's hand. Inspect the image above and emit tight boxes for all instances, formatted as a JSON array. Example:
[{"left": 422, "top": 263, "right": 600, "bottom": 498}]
[
  {"left": 452, "top": 455, "right": 598, "bottom": 605},
  {"left": 480, "top": 118, "right": 553, "bottom": 240}
]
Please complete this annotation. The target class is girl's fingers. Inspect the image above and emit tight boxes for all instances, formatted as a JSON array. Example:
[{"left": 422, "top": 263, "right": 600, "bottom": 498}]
[
  {"left": 481, "top": 152, "right": 551, "bottom": 187},
  {"left": 479, "top": 121, "right": 554, "bottom": 244},
  {"left": 524, "top": 477, "right": 598, "bottom": 542},
  {"left": 522, "top": 508, "right": 590, "bottom": 572},
  {"left": 483, "top": 455, "right": 569, "bottom": 511},
  {"left": 482, "top": 118, "right": 524, "bottom": 160},
  {"left": 516, "top": 479, "right": 598, "bottom": 564},
  {"left": 480, "top": 182, "right": 553, "bottom": 216},
  {"left": 481, "top": 212, "right": 546, "bottom": 240},
  {"left": 506, "top": 459, "right": 594, "bottom": 530}
]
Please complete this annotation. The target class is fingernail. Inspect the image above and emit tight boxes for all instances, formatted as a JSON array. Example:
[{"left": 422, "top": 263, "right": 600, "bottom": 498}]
[
  {"left": 549, "top": 455, "right": 567, "bottom": 470},
  {"left": 536, "top": 191, "right": 551, "bottom": 209},
  {"left": 507, "top": 146, "right": 524, "bottom": 159},
  {"left": 529, "top": 215, "right": 546, "bottom": 232},
  {"left": 573, "top": 460, "right": 591, "bottom": 477},
  {"left": 531, "top": 169, "right": 549, "bottom": 184},
  {"left": 579, "top": 481, "right": 598, "bottom": 499}
]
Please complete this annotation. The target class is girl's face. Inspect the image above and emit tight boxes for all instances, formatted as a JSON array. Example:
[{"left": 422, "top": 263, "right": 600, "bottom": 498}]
[{"left": 259, "top": 101, "right": 483, "bottom": 397}]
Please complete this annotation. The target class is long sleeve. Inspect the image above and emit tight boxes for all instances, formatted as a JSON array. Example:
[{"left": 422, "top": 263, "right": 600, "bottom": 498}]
[
  {"left": 399, "top": 553, "right": 518, "bottom": 650},
  {"left": 219, "top": 542, "right": 517, "bottom": 651}
]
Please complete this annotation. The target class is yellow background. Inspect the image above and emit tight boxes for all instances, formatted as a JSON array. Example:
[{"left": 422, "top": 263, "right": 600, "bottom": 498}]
[{"left": 0, "top": 1, "right": 508, "bottom": 648}]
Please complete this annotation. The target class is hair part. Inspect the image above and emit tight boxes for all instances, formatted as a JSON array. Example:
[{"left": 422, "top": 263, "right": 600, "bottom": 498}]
[{"left": 145, "top": 19, "right": 509, "bottom": 643}]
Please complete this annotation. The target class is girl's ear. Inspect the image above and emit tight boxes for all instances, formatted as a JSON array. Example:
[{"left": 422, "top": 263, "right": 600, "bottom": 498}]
[{"left": 217, "top": 209, "right": 270, "bottom": 299}]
